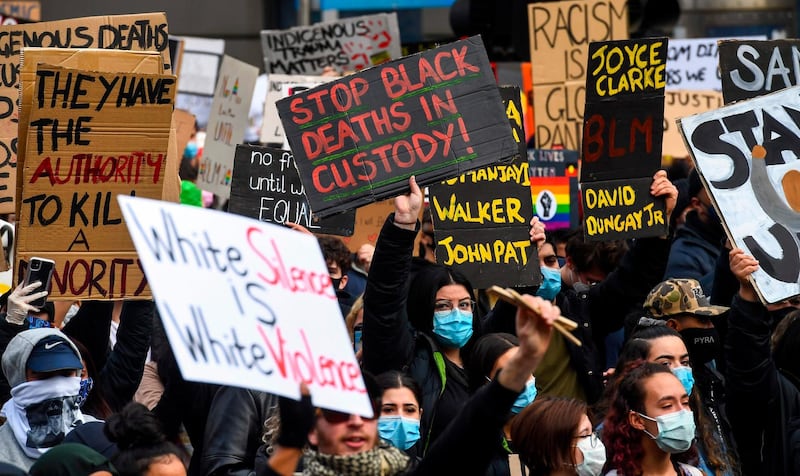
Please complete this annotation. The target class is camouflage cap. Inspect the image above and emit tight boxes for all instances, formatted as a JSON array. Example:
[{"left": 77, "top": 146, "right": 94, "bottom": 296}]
[{"left": 644, "top": 278, "right": 729, "bottom": 319}]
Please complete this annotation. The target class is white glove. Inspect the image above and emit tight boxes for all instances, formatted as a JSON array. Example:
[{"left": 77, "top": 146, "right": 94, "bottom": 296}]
[{"left": 6, "top": 282, "right": 48, "bottom": 325}]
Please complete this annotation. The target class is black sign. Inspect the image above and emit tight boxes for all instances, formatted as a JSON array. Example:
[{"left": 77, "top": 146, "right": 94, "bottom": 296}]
[{"left": 719, "top": 39, "right": 800, "bottom": 104}]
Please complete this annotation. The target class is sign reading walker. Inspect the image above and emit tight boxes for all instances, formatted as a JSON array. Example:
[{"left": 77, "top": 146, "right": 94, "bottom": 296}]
[
  {"left": 118, "top": 195, "right": 372, "bottom": 416},
  {"left": 679, "top": 86, "right": 800, "bottom": 304},
  {"left": 229, "top": 145, "right": 355, "bottom": 235},
  {"left": 16, "top": 64, "right": 176, "bottom": 299},
  {"left": 277, "top": 36, "right": 518, "bottom": 218},
  {"left": 580, "top": 38, "right": 668, "bottom": 240},
  {"left": 261, "top": 13, "right": 401, "bottom": 75},
  {"left": 427, "top": 86, "right": 538, "bottom": 289}
]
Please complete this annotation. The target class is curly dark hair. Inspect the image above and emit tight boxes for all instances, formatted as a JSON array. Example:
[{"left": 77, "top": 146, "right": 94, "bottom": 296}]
[{"left": 317, "top": 236, "right": 351, "bottom": 275}]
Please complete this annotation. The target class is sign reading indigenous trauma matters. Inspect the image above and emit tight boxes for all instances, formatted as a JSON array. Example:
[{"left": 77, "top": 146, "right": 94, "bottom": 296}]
[
  {"left": 719, "top": 39, "right": 800, "bottom": 104},
  {"left": 529, "top": 149, "right": 579, "bottom": 231},
  {"left": 17, "top": 65, "right": 175, "bottom": 299},
  {"left": 679, "top": 86, "right": 800, "bottom": 304},
  {"left": 528, "top": 0, "right": 628, "bottom": 150},
  {"left": 0, "top": 12, "right": 170, "bottom": 214},
  {"left": 197, "top": 55, "right": 259, "bottom": 200},
  {"left": 119, "top": 195, "right": 373, "bottom": 417},
  {"left": 261, "top": 13, "right": 401, "bottom": 75},
  {"left": 580, "top": 37, "right": 668, "bottom": 240},
  {"left": 277, "top": 36, "right": 518, "bottom": 218},
  {"left": 230, "top": 145, "right": 355, "bottom": 236},
  {"left": 427, "top": 87, "right": 538, "bottom": 288}
]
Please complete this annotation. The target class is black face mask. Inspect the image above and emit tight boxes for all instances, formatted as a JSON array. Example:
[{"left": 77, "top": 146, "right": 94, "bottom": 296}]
[
  {"left": 331, "top": 277, "right": 342, "bottom": 291},
  {"left": 680, "top": 327, "right": 721, "bottom": 364}
]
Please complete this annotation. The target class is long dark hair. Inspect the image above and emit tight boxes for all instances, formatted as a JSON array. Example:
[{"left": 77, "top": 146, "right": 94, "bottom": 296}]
[
  {"left": 68, "top": 337, "right": 113, "bottom": 419},
  {"left": 376, "top": 370, "right": 423, "bottom": 409}
]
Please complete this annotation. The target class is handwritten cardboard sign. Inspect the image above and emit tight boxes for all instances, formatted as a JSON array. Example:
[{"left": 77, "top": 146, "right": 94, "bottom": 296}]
[
  {"left": 197, "top": 55, "right": 259, "bottom": 200},
  {"left": 16, "top": 64, "right": 175, "bottom": 300},
  {"left": 230, "top": 145, "right": 355, "bottom": 235},
  {"left": 580, "top": 38, "right": 668, "bottom": 241},
  {"left": 427, "top": 86, "right": 537, "bottom": 288},
  {"left": 528, "top": 0, "right": 628, "bottom": 150},
  {"left": 261, "top": 13, "right": 401, "bottom": 75},
  {"left": 679, "top": 86, "right": 800, "bottom": 304},
  {"left": 277, "top": 36, "right": 517, "bottom": 218},
  {"left": 260, "top": 74, "right": 335, "bottom": 145},
  {"left": 662, "top": 90, "right": 723, "bottom": 158},
  {"left": 529, "top": 149, "right": 579, "bottom": 231},
  {"left": 118, "top": 194, "right": 373, "bottom": 416},
  {"left": 174, "top": 35, "right": 225, "bottom": 129},
  {"left": 719, "top": 39, "right": 800, "bottom": 104},
  {"left": 0, "top": 12, "right": 170, "bottom": 215}
]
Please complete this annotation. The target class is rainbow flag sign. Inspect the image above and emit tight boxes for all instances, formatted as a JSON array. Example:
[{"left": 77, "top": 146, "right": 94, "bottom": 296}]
[{"left": 529, "top": 149, "right": 579, "bottom": 230}]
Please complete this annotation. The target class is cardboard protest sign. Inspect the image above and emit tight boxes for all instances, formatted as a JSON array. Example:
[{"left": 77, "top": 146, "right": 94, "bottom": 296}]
[
  {"left": 719, "top": 39, "right": 800, "bottom": 104},
  {"left": 529, "top": 149, "right": 579, "bottom": 231},
  {"left": 580, "top": 38, "right": 668, "bottom": 241},
  {"left": 260, "top": 74, "right": 334, "bottom": 145},
  {"left": 665, "top": 36, "right": 765, "bottom": 91},
  {"left": 679, "top": 86, "right": 800, "bottom": 304},
  {"left": 174, "top": 109, "right": 196, "bottom": 160},
  {"left": 427, "top": 86, "right": 537, "bottom": 288},
  {"left": 0, "top": 12, "right": 170, "bottom": 215},
  {"left": 261, "top": 13, "right": 401, "bottom": 75},
  {"left": 528, "top": 0, "right": 628, "bottom": 150},
  {"left": 663, "top": 90, "right": 723, "bottom": 158},
  {"left": 174, "top": 36, "right": 225, "bottom": 128},
  {"left": 0, "top": 1, "right": 39, "bottom": 21},
  {"left": 230, "top": 145, "right": 355, "bottom": 236},
  {"left": 16, "top": 64, "right": 175, "bottom": 299},
  {"left": 277, "top": 36, "right": 518, "bottom": 218},
  {"left": 118, "top": 194, "right": 373, "bottom": 416},
  {"left": 197, "top": 55, "right": 259, "bottom": 200},
  {"left": 336, "top": 199, "right": 394, "bottom": 252}
]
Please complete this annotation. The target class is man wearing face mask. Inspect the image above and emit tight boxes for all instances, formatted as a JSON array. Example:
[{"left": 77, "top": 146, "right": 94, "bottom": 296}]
[{"left": 0, "top": 328, "right": 92, "bottom": 470}]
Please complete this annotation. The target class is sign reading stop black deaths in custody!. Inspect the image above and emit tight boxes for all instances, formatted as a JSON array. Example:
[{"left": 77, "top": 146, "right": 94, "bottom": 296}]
[
  {"left": 276, "top": 35, "right": 518, "bottom": 218},
  {"left": 581, "top": 37, "right": 668, "bottom": 241},
  {"left": 229, "top": 145, "right": 355, "bottom": 236}
]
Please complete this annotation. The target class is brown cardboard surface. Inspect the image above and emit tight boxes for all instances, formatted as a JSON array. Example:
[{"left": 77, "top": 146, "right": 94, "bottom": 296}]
[
  {"left": 174, "top": 108, "right": 196, "bottom": 160},
  {"left": 17, "top": 64, "right": 176, "bottom": 299},
  {"left": 0, "top": 12, "right": 170, "bottom": 214},
  {"left": 533, "top": 81, "right": 585, "bottom": 151},
  {"left": 0, "top": 1, "right": 40, "bottom": 21},
  {"left": 663, "top": 89, "right": 723, "bottom": 158},
  {"left": 330, "top": 200, "right": 394, "bottom": 252}
]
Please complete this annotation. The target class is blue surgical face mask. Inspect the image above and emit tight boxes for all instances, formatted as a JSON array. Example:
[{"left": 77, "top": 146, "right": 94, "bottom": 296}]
[
  {"left": 638, "top": 409, "right": 696, "bottom": 453},
  {"left": 575, "top": 434, "right": 606, "bottom": 476},
  {"left": 671, "top": 366, "right": 694, "bottom": 396},
  {"left": 536, "top": 266, "right": 562, "bottom": 301},
  {"left": 432, "top": 309, "right": 474, "bottom": 348},
  {"left": 511, "top": 378, "right": 537, "bottom": 414},
  {"left": 378, "top": 415, "right": 420, "bottom": 450},
  {"left": 76, "top": 377, "right": 93, "bottom": 408},
  {"left": 354, "top": 329, "right": 363, "bottom": 352}
]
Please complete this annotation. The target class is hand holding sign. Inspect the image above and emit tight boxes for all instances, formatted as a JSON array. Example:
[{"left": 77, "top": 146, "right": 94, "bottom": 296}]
[
  {"left": 650, "top": 170, "right": 678, "bottom": 221},
  {"left": 393, "top": 176, "right": 422, "bottom": 230},
  {"left": 729, "top": 248, "right": 760, "bottom": 303}
]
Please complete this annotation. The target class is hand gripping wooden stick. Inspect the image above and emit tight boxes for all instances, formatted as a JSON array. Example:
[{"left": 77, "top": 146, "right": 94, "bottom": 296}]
[{"left": 487, "top": 286, "right": 582, "bottom": 347}]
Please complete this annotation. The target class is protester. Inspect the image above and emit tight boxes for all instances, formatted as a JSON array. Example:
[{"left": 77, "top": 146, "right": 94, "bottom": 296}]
[
  {"left": 345, "top": 295, "right": 364, "bottom": 353},
  {"left": 725, "top": 247, "right": 800, "bottom": 474},
  {"left": 317, "top": 235, "right": 354, "bottom": 316},
  {"left": 511, "top": 397, "right": 605, "bottom": 476},
  {"left": 105, "top": 401, "right": 187, "bottom": 476},
  {"left": 28, "top": 442, "right": 119, "bottom": 476},
  {"left": 0, "top": 328, "right": 90, "bottom": 470},
  {"left": 264, "top": 292, "right": 559, "bottom": 476},
  {"left": 602, "top": 361, "right": 703, "bottom": 475},
  {"left": 375, "top": 371, "right": 423, "bottom": 457},
  {"left": 537, "top": 237, "right": 561, "bottom": 302}
]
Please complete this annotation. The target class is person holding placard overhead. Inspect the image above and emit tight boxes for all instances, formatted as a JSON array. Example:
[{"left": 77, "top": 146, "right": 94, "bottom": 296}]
[{"left": 360, "top": 176, "right": 547, "bottom": 456}]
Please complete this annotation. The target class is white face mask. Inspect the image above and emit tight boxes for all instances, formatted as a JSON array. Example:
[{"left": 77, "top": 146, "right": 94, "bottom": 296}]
[{"left": 574, "top": 433, "right": 606, "bottom": 476}]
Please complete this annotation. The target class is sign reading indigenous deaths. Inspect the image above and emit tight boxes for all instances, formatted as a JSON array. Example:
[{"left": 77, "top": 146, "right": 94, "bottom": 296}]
[
  {"left": 229, "top": 145, "right": 355, "bottom": 236},
  {"left": 529, "top": 149, "right": 579, "bottom": 231},
  {"left": 277, "top": 36, "right": 518, "bottom": 218},
  {"left": 718, "top": 39, "right": 800, "bottom": 104},
  {"left": 427, "top": 87, "right": 538, "bottom": 289},
  {"left": 16, "top": 65, "right": 175, "bottom": 300},
  {"left": 528, "top": 0, "right": 628, "bottom": 150},
  {"left": 679, "top": 86, "right": 800, "bottom": 304},
  {"left": 0, "top": 12, "right": 170, "bottom": 214},
  {"left": 581, "top": 38, "right": 668, "bottom": 240},
  {"left": 118, "top": 195, "right": 373, "bottom": 417},
  {"left": 261, "top": 13, "right": 401, "bottom": 75},
  {"left": 198, "top": 55, "right": 259, "bottom": 200}
]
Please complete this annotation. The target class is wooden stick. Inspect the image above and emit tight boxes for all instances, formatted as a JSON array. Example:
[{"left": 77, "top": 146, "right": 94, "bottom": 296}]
[{"left": 487, "top": 285, "right": 582, "bottom": 346}]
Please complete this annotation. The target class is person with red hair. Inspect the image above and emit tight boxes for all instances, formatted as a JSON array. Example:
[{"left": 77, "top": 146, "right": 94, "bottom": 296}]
[{"left": 602, "top": 361, "right": 702, "bottom": 476}]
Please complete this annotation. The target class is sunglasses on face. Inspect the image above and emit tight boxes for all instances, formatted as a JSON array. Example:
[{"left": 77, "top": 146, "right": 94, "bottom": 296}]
[{"left": 318, "top": 399, "right": 381, "bottom": 424}]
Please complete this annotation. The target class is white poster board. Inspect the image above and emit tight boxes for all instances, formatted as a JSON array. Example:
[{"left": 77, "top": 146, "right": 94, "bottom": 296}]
[
  {"left": 198, "top": 55, "right": 259, "bottom": 200},
  {"left": 666, "top": 36, "right": 766, "bottom": 91},
  {"left": 119, "top": 195, "right": 372, "bottom": 416},
  {"left": 174, "top": 35, "right": 226, "bottom": 128},
  {"left": 260, "top": 74, "right": 335, "bottom": 144},
  {"left": 679, "top": 86, "right": 800, "bottom": 303}
]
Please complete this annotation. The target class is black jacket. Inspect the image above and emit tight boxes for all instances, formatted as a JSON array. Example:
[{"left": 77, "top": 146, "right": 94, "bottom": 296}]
[
  {"left": 200, "top": 386, "right": 279, "bottom": 476},
  {"left": 724, "top": 295, "right": 800, "bottom": 475}
]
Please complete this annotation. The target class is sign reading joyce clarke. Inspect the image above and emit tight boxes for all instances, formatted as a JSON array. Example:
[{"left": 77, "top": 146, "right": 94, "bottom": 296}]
[{"left": 679, "top": 85, "right": 800, "bottom": 304}]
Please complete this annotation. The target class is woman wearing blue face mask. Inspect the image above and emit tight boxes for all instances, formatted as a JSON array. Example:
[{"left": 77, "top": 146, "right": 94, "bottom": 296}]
[
  {"left": 602, "top": 361, "right": 703, "bottom": 476},
  {"left": 376, "top": 371, "right": 423, "bottom": 457},
  {"left": 536, "top": 239, "right": 561, "bottom": 302}
]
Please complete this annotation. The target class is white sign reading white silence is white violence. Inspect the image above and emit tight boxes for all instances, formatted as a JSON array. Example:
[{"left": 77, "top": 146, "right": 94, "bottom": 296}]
[{"left": 118, "top": 195, "right": 372, "bottom": 416}]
